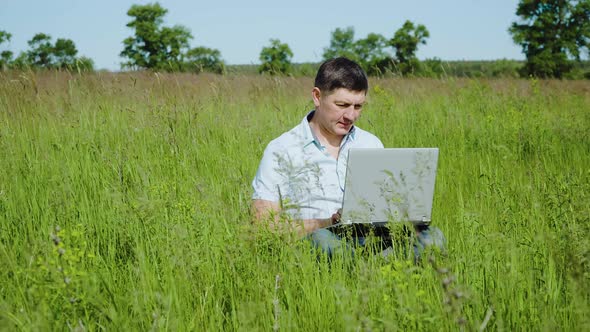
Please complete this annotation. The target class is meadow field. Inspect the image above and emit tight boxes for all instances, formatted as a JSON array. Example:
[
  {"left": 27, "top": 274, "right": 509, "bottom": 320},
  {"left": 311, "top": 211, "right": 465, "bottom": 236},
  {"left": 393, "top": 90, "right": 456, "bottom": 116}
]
[{"left": 0, "top": 71, "right": 589, "bottom": 331}]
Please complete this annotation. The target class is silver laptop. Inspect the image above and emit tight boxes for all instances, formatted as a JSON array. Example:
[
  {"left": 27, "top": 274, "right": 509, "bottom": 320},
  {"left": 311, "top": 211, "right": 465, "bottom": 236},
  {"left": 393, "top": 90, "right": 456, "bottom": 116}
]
[{"left": 336, "top": 148, "right": 439, "bottom": 227}]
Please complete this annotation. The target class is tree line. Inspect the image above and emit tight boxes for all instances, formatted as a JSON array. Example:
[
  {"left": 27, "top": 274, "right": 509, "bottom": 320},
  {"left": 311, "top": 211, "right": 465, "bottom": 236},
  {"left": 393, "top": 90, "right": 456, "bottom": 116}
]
[
  {"left": 1, "top": 0, "right": 589, "bottom": 78},
  {"left": 0, "top": 31, "right": 93, "bottom": 72}
]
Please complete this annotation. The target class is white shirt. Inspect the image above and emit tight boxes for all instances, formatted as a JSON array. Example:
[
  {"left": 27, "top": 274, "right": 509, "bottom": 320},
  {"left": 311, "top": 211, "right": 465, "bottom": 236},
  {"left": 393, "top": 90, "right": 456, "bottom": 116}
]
[{"left": 252, "top": 111, "right": 384, "bottom": 220}]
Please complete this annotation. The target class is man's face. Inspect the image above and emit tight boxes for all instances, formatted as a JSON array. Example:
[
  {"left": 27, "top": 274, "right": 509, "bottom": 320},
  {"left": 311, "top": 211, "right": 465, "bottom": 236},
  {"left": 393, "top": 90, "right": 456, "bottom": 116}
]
[{"left": 312, "top": 87, "right": 366, "bottom": 137}]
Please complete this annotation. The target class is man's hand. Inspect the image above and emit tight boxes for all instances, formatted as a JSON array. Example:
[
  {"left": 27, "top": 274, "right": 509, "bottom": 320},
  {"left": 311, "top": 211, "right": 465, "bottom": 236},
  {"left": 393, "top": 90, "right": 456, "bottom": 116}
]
[
  {"left": 252, "top": 200, "right": 341, "bottom": 235},
  {"left": 252, "top": 199, "right": 281, "bottom": 222},
  {"left": 330, "top": 208, "right": 342, "bottom": 225}
]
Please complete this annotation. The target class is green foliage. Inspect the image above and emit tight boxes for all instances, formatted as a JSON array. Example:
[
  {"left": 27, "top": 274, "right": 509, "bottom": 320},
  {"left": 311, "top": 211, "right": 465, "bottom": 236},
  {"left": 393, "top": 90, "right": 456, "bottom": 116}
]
[
  {"left": 390, "top": 20, "right": 430, "bottom": 75},
  {"left": 322, "top": 23, "right": 429, "bottom": 76},
  {"left": 0, "top": 51, "right": 12, "bottom": 68},
  {"left": 418, "top": 57, "right": 447, "bottom": 78},
  {"left": 421, "top": 59, "right": 523, "bottom": 78},
  {"left": 225, "top": 62, "right": 320, "bottom": 76},
  {"left": 10, "top": 52, "right": 29, "bottom": 70},
  {"left": 354, "top": 33, "right": 393, "bottom": 75},
  {"left": 120, "top": 2, "right": 224, "bottom": 74},
  {"left": 160, "top": 25, "right": 192, "bottom": 65},
  {"left": 0, "top": 30, "right": 10, "bottom": 44},
  {"left": 27, "top": 33, "right": 54, "bottom": 68},
  {"left": 0, "top": 30, "right": 12, "bottom": 70},
  {"left": 31, "top": 225, "right": 98, "bottom": 324},
  {"left": 510, "top": 0, "right": 590, "bottom": 78},
  {"left": 184, "top": 46, "right": 225, "bottom": 74},
  {"left": 53, "top": 38, "right": 78, "bottom": 69},
  {"left": 12, "top": 33, "right": 92, "bottom": 71},
  {"left": 74, "top": 56, "right": 95, "bottom": 72},
  {"left": 227, "top": 59, "right": 589, "bottom": 78},
  {"left": 258, "top": 39, "right": 293, "bottom": 75},
  {"left": 322, "top": 27, "right": 392, "bottom": 75},
  {"left": 323, "top": 27, "right": 357, "bottom": 61},
  {"left": 121, "top": 3, "right": 192, "bottom": 71}
]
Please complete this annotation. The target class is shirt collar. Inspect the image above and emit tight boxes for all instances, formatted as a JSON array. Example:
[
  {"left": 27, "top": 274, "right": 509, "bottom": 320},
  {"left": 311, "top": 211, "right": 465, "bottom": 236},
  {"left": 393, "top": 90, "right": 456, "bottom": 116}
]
[
  {"left": 301, "top": 110, "right": 357, "bottom": 149},
  {"left": 302, "top": 111, "right": 320, "bottom": 149}
]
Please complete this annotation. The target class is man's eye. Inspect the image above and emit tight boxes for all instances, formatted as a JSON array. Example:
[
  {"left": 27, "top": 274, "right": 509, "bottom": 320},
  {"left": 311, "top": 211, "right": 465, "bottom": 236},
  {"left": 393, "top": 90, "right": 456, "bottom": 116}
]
[{"left": 355, "top": 105, "right": 363, "bottom": 110}]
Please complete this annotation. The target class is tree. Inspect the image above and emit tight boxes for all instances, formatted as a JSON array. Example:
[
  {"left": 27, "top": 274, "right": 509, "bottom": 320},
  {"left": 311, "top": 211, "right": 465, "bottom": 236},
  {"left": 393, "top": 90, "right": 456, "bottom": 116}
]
[
  {"left": 354, "top": 33, "right": 391, "bottom": 75},
  {"left": 390, "top": 20, "right": 430, "bottom": 75},
  {"left": 323, "top": 27, "right": 393, "bottom": 75},
  {"left": 16, "top": 33, "right": 92, "bottom": 71},
  {"left": 53, "top": 38, "right": 78, "bottom": 69},
  {"left": 509, "top": 0, "right": 590, "bottom": 78},
  {"left": 121, "top": 3, "right": 192, "bottom": 70},
  {"left": 27, "top": 33, "right": 54, "bottom": 68},
  {"left": 321, "top": 23, "right": 431, "bottom": 76},
  {"left": 11, "top": 52, "right": 29, "bottom": 70},
  {"left": 322, "top": 24, "right": 430, "bottom": 76},
  {"left": 323, "top": 27, "right": 357, "bottom": 61},
  {"left": 184, "top": 46, "right": 225, "bottom": 74},
  {"left": 24, "top": 33, "right": 89, "bottom": 70},
  {"left": 258, "top": 39, "right": 293, "bottom": 75},
  {"left": 0, "top": 30, "right": 11, "bottom": 46},
  {"left": 74, "top": 56, "right": 95, "bottom": 72},
  {"left": 158, "top": 25, "right": 192, "bottom": 70},
  {"left": 0, "top": 30, "right": 13, "bottom": 70}
]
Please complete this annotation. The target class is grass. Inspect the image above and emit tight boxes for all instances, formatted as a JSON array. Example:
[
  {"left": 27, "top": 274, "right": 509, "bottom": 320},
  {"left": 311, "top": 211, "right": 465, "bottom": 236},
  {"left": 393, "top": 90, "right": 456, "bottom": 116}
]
[{"left": 0, "top": 71, "right": 589, "bottom": 331}]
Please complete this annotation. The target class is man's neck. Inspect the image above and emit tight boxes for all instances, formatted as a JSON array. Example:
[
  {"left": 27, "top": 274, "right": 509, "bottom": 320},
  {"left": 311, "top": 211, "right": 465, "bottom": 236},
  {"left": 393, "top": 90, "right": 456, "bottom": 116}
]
[
  {"left": 308, "top": 120, "right": 343, "bottom": 149},
  {"left": 308, "top": 120, "right": 346, "bottom": 160}
]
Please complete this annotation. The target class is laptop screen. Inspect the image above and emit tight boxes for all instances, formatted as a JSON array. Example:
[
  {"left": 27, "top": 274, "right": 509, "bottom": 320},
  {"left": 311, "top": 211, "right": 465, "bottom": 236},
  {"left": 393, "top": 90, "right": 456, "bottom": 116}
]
[{"left": 340, "top": 148, "right": 439, "bottom": 225}]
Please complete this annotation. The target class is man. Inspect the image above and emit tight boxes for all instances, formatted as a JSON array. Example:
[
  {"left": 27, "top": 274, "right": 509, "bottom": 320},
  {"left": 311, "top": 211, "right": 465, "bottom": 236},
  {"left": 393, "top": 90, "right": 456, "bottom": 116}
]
[{"left": 252, "top": 57, "right": 444, "bottom": 258}]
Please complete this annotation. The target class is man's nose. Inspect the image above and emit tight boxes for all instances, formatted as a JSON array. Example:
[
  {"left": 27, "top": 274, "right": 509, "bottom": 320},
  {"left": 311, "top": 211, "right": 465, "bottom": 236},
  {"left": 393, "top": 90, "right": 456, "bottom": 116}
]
[{"left": 343, "top": 107, "right": 359, "bottom": 120}]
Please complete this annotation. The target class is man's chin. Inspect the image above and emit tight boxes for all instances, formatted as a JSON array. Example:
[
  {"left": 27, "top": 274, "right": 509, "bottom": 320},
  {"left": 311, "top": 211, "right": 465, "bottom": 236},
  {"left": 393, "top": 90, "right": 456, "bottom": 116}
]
[{"left": 335, "top": 126, "right": 352, "bottom": 135}]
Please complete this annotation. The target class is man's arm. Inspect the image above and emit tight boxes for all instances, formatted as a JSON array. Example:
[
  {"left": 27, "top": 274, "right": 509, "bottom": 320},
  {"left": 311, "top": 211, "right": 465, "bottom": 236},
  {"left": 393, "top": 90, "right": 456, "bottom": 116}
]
[{"left": 252, "top": 199, "right": 336, "bottom": 236}]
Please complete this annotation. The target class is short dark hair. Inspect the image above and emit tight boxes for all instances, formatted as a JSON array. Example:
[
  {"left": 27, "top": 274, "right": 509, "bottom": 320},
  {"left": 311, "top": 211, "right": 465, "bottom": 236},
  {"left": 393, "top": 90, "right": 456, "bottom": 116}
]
[{"left": 314, "top": 57, "right": 368, "bottom": 94}]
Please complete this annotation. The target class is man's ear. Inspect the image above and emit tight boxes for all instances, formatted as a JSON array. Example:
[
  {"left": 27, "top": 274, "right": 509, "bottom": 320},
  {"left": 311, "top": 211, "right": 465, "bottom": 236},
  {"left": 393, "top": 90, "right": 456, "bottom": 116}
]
[{"left": 312, "top": 87, "right": 321, "bottom": 107}]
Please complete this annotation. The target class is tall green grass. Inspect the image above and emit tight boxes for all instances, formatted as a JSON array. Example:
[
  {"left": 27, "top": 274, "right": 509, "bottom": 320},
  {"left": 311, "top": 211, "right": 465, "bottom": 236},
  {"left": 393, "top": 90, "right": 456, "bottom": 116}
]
[{"left": 0, "top": 71, "right": 588, "bottom": 330}]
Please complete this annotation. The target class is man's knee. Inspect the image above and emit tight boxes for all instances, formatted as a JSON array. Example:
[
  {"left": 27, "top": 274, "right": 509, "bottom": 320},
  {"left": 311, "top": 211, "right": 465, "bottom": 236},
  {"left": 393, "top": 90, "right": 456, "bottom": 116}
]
[
  {"left": 414, "top": 226, "right": 446, "bottom": 260},
  {"left": 307, "top": 228, "right": 352, "bottom": 258}
]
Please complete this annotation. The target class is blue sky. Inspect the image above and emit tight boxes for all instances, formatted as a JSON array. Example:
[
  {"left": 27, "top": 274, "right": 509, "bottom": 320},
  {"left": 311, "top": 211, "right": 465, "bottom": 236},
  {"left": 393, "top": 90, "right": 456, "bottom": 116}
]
[{"left": 1, "top": 0, "right": 524, "bottom": 71}]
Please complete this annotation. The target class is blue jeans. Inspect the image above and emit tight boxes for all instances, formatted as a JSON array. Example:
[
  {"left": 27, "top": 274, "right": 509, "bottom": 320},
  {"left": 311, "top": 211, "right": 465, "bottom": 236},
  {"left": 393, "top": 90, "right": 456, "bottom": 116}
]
[{"left": 306, "top": 225, "right": 446, "bottom": 262}]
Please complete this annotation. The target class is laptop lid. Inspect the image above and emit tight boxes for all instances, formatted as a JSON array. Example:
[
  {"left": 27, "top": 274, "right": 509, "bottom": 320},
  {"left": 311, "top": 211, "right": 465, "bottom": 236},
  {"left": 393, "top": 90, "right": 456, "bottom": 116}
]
[{"left": 340, "top": 148, "right": 439, "bottom": 225}]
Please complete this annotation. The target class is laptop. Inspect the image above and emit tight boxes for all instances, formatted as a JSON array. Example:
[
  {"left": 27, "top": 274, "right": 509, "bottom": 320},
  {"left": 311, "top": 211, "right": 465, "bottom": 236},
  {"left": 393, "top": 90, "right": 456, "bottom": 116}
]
[{"left": 333, "top": 148, "right": 439, "bottom": 228}]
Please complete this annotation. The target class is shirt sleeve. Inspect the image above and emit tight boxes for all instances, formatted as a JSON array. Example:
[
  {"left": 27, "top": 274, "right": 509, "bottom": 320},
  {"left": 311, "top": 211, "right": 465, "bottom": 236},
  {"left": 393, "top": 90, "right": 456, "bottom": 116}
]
[
  {"left": 375, "top": 137, "right": 385, "bottom": 148},
  {"left": 252, "top": 143, "right": 282, "bottom": 202},
  {"left": 364, "top": 130, "right": 385, "bottom": 148}
]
